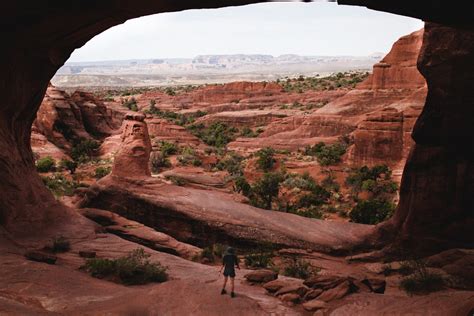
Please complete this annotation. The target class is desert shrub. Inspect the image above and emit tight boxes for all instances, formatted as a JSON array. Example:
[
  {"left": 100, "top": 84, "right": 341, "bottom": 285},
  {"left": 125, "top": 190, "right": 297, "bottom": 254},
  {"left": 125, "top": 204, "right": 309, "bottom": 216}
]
[
  {"left": 240, "top": 127, "right": 258, "bottom": 138},
  {"left": 304, "top": 142, "right": 347, "bottom": 166},
  {"left": 399, "top": 259, "right": 445, "bottom": 295},
  {"left": 149, "top": 99, "right": 157, "bottom": 112},
  {"left": 177, "top": 146, "right": 201, "bottom": 166},
  {"left": 187, "top": 122, "right": 238, "bottom": 148},
  {"left": 94, "top": 166, "right": 111, "bottom": 179},
  {"left": 166, "top": 175, "right": 186, "bottom": 186},
  {"left": 400, "top": 274, "right": 445, "bottom": 295},
  {"left": 59, "top": 159, "right": 77, "bottom": 174},
  {"left": 234, "top": 176, "right": 252, "bottom": 197},
  {"left": 321, "top": 173, "right": 340, "bottom": 192},
  {"left": 159, "top": 141, "right": 178, "bottom": 156},
  {"left": 244, "top": 251, "right": 274, "bottom": 268},
  {"left": 199, "top": 243, "right": 225, "bottom": 263},
  {"left": 36, "top": 156, "right": 56, "bottom": 173},
  {"left": 256, "top": 147, "right": 276, "bottom": 172},
  {"left": 41, "top": 174, "right": 79, "bottom": 197},
  {"left": 150, "top": 152, "right": 171, "bottom": 173},
  {"left": 71, "top": 139, "right": 100, "bottom": 163},
  {"left": 346, "top": 165, "right": 394, "bottom": 195},
  {"left": 349, "top": 199, "right": 395, "bottom": 224},
  {"left": 216, "top": 153, "right": 244, "bottom": 176},
  {"left": 53, "top": 121, "right": 75, "bottom": 141},
  {"left": 84, "top": 248, "right": 168, "bottom": 285},
  {"left": 283, "top": 258, "right": 316, "bottom": 279},
  {"left": 282, "top": 173, "right": 330, "bottom": 216},
  {"left": 164, "top": 87, "right": 176, "bottom": 96},
  {"left": 122, "top": 97, "right": 138, "bottom": 111},
  {"left": 250, "top": 172, "right": 285, "bottom": 210},
  {"left": 51, "top": 236, "right": 71, "bottom": 253}
]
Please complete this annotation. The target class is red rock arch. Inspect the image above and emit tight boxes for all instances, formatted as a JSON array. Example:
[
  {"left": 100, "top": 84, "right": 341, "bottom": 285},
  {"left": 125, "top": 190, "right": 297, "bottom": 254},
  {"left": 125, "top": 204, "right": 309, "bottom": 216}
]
[{"left": 1, "top": 1, "right": 473, "bottom": 252}]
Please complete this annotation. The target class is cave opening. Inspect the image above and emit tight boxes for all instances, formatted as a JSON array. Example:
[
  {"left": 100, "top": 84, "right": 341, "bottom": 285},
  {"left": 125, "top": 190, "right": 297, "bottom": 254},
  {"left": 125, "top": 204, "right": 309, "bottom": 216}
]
[
  {"left": 0, "top": 1, "right": 473, "bottom": 314},
  {"left": 36, "top": 2, "right": 425, "bottom": 253}
]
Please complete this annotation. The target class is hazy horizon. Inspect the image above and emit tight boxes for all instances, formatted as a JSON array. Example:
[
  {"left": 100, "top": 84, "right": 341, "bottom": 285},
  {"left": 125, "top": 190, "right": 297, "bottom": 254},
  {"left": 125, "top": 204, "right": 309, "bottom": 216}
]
[{"left": 68, "top": 2, "right": 423, "bottom": 63}]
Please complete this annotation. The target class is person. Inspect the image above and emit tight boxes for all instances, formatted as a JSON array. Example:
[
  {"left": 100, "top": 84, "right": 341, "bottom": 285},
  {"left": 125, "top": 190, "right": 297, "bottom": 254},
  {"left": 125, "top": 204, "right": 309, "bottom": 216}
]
[{"left": 219, "top": 247, "right": 240, "bottom": 298}]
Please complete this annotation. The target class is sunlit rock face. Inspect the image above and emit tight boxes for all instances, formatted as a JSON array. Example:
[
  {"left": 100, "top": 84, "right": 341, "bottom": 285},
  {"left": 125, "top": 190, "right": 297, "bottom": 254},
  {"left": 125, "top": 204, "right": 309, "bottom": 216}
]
[{"left": 112, "top": 112, "right": 152, "bottom": 178}]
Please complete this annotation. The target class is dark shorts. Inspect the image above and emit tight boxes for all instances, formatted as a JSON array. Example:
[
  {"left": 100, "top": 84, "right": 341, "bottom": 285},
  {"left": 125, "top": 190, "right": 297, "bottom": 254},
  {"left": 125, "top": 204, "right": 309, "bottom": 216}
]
[{"left": 223, "top": 269, "right": 236, "bottom": 278}]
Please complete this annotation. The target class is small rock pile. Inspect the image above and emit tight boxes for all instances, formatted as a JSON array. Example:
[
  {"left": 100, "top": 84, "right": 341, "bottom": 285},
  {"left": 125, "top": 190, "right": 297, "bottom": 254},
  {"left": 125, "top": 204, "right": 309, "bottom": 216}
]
[{"left": 245, "top": 270, "right": 386, "bottom": 313}]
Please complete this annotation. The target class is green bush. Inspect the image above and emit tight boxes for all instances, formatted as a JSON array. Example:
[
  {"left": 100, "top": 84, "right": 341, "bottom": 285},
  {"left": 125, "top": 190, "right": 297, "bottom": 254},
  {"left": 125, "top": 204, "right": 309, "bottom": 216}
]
[
  {"left": 234, "top": 176, "right": 252, "bottom": 197},
  {"left": 42, "top": 174, "right": 79, "bottom": 197},
  {"left": 36, "top": 156, "right": 56, "bottom": 173},
  {"left": 51, "top": 235, "right": 71, "bottom": 253},
  {"left": 166, "top": 175, "right": 186, "bottom": 186},
  {"left": 187, "top": 122, "right": 238, "bottom": 148},
  {"left": 349, "top": 199, "right": 395, "bottom": 225},
  {"left": 256, "top": 147, "right": 276, "bottom": 172},
  {"left": 59, "top": 159, "right": 77, "bottom": 174},
  {"left": 165, "top": 87, "right": 176, "bottom": 96},
  {"left": 346, "top": 165, "right": 393, "bottom": 194},
  {"left": 94, "top": 166, "right": 111, "bottom": 179},
  {"left": 150, "top": 152, "right": 171, "bottom": 173},
  {"left": 177, "top": 146, "right": 201, "bottom": 166},
  {"left": 321, "top": 173, "right": 340, "bottom": 192},
  {"left": 71, "top": 139, "right": 100, "bottom": 163},
  {"left": 244, "top": 251, "right": 274, "bottom": 268},
  {"left": 53, "top": 121, "right": 75, "bottom": 141},
  {"left": 283, "top": 258, "right": 316, "bottom": 279},
  {"left": 282, "top": 173, "right": 330, "bottom": 217},
  {"left": 240, "top": 127, "right": 259, "bottom": 138},
  {"left": 216, "top": 153, "right": 244, "bottom": 176},
  {"left": 399, "top": 259, "right": 445, "bottom": 295},
  {"left": 159, "top": 141, "right": 178, "bottom": 156},
  {"left": 199, "top": 244, "right": 225, "bottom": 263},
  {"left": 304, "top": 142, "right": 347, "bottom": 166},
  {"left": 122, "top": 97, "right": 138, "bottom": 111},
  {"left": 84, "top": 248, "right": 168, "bottom": 285},
  {"left": 250, "top": 172, "right": 285, "bottom": 210}
]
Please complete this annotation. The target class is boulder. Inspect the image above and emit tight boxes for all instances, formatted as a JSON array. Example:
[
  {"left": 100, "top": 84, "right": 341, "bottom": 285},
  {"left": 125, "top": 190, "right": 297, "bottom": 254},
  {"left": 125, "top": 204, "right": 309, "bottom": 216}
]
[
  {"left": 24, "top": 251, "right": 57, "bottom": 265},
  {"left": 263, "top": 279, "right": 292, "bottom": 293},
  {"left": 316, "top": 280, "right": 351, "bottom": 302},
  {"left": 275, "top": 284, "right": 309, "bottom": 297},
  {"left": 303, "top": 289, "right": 323, "bottom": 300},
  {"left": 303, "top": 275, "right": 346, "bottom": 290},
  {"left": 244, "top": 270, "right": 278, "bottom": 283},
  {"left": 302, "top": 300, "right": 327, "bottom": 312},
  {"left": 279, "top": 293, "right": 300, "bottom": 304}
]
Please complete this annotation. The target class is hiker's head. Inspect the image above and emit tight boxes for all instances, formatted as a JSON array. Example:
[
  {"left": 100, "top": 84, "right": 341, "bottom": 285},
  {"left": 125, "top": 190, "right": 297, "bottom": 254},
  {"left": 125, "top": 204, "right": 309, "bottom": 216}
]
[{"left": 226, "top": 247, "right": 235, "bottom": 255}]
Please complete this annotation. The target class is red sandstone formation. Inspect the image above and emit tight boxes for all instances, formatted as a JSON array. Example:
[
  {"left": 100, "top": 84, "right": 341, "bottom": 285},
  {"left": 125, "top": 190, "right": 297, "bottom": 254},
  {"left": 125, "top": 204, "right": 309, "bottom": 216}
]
[
  {"left": 185, "top": 81, "right": 282, "bottom": 104},
  {"left": 1, "top": 1, "right": 474, "bottom": 315},
  {"left": 229, "top": 29, "right": 427, "bottom": 162},
  {"left": 195, "top": 110, "right": 288, "bottom": 128},
  {"left": 146, "top": 117, "right": 201, "bottom": 145},
  {"left": 70, "top": 90, "right": 122, "bottom": 136},
  {"left": 33, "top": 84, "right": 122, "bottom": 155},
  {"left": 33, "top": 84, "right": 92, "bottom": 150},
  {"left": 30, "top": 129, "right": 69, "bottom": 160},
  {"left": 111, "top": 112, "right": 152, "bottom": 178}
]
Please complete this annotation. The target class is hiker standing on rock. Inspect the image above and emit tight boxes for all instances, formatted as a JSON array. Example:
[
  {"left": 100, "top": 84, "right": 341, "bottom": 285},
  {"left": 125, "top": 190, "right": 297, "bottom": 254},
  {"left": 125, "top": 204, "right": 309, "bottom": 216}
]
[{"left": 219, "top": 247, "right": 240, "bottom": 298}]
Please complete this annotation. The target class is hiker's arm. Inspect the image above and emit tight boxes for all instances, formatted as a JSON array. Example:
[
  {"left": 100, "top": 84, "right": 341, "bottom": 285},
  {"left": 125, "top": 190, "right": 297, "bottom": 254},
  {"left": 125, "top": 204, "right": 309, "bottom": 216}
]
[
  {"left": 219, "top": 259, "right": 225, "bottom": 273},
  {"left": 235, "top": 257, "right": 240, "bottom": 269}
]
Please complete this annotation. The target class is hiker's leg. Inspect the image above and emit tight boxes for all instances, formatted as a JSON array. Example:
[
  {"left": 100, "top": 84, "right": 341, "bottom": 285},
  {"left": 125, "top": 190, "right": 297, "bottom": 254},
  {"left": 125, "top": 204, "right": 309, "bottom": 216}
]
[
  {"left": 222, "top": 276, "right": 228, "bottom": 289},
  {"left": 230, "top": 277, "right": 235, "bottom": 293}
]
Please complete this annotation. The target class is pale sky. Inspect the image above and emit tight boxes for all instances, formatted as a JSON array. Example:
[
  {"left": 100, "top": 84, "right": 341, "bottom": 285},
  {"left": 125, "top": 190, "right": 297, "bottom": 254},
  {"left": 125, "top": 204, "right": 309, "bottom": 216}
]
[{"left": 68, "top": 2, "right": 423, "bottom": 62}]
